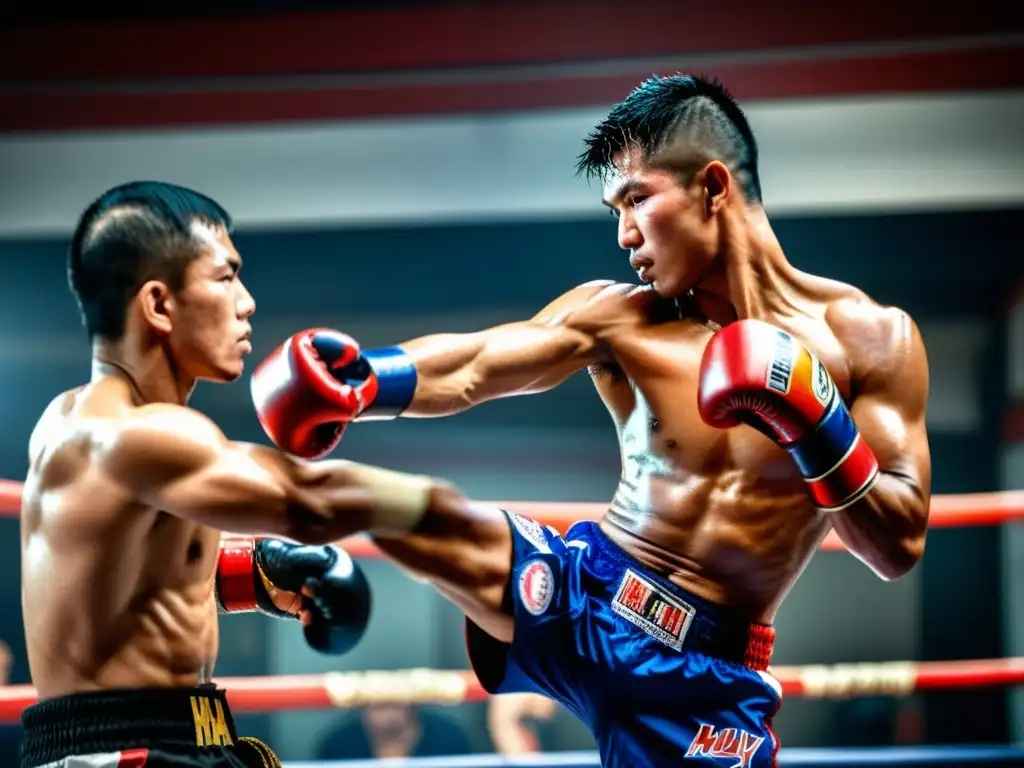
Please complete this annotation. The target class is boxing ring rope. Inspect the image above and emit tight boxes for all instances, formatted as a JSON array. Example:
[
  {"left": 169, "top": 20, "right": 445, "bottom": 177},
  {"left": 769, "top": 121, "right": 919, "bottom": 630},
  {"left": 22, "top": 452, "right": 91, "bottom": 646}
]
[
  {"left": 0, "top": 660, "right": 1022, "bottom": 764},
  {"left": 2, "top": 483, "right": 1023, "bottom": 765},
  {"left": 3, "top": 656, "right": 1023, "bottom": 721},
  {"left": 0, "top": 482, "right": 1022, "bottom": 555}
]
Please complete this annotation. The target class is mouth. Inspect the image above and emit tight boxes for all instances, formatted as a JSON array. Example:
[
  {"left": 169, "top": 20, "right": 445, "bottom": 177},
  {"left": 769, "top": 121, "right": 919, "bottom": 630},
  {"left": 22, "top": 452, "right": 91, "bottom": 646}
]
[
  {"left": 629, "top": 256, "right": 654, "bottom": 283},
  {"left": 238, "top": 329, "right": 252, "bottom": 355}
]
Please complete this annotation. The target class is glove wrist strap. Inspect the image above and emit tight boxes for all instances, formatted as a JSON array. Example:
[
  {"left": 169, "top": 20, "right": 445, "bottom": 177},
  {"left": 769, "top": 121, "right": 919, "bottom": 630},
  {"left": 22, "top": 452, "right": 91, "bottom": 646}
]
[
  {"left": 358, "top": 347, "right": 417, "bottom": 421},
  {"left": 787, "top": 394, "right": 879, "bottom": 511},
  {"left": 215, "top": 537, "right": 261, "bottom": 613}
]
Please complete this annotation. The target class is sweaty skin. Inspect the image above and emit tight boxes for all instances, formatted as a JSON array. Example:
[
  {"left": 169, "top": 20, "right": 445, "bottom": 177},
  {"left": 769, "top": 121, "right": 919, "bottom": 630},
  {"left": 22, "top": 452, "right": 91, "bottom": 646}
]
[
  {"left": 22, "top": 379, "right": 224, "bottom": 697},
  {"left": 20, "top": 368, "right": 399, "bottom": 700},
  {"left": 378, "top": 269, "right": 930, "bottom": 630},
  {"left": 23, "top": 215, "right": 465, "bottom": 703}
]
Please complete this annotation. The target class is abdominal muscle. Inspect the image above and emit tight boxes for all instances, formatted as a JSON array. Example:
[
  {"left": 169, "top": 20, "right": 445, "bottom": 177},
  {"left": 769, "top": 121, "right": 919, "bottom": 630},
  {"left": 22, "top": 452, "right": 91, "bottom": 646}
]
[
  {"left": 96, "top": 585, "right": 220, "bottom": 691},
  {"left": 23, "top": 510, "right": 223, "bottom": 700},
  {"left": 26, "top": 580, "right": 221, "bottom": 699},
  {"left": 599, "top": 467, "right": 832, "bottom": 624}
]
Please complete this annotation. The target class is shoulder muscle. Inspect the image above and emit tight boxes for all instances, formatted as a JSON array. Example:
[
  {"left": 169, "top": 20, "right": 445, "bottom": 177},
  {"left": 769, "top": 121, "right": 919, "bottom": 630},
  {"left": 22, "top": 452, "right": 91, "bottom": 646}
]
[
  {"left": 828, "top": 297, "right": 928, "bottom": 402},
  {"left": 536, "top": 281, "right": 650, "bottom": 337},
  {"left": 531, "top": 280, "right": 619, "bottom": 321},
  {"left": 28, "top": 393, "right": 73, "bottom": 465},
  {"left": 94, "top": 405, "right": 228, "bottom": 496}
]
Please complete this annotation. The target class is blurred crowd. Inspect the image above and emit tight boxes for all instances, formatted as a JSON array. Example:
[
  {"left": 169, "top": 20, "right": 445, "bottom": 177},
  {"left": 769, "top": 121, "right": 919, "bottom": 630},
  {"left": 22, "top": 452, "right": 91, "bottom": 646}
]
[{"left": 315, "top": 693, "right": 561, "bottom": 760}]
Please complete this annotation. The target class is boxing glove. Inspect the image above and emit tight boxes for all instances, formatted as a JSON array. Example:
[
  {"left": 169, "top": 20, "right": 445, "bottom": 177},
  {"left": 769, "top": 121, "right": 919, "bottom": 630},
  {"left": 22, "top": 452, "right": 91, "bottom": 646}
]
[
  {"left": 216, "top": 537, "right": 371, "bottom": 655},
  {"left": 697, "top": 318, "right": 878, "bottom": 511},
  {"left": 250, "top": 328, "right": 417, "bottom": 458}
]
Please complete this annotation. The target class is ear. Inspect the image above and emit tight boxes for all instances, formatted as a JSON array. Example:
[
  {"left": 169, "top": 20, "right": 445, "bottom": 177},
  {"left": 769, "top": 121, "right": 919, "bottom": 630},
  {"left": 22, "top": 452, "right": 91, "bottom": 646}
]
[
  {"left": 701, "top": 160, "right": 731, "bottom": 218},
  {"left": 137, "top": 279, "right": 175, "bottom": 336}
]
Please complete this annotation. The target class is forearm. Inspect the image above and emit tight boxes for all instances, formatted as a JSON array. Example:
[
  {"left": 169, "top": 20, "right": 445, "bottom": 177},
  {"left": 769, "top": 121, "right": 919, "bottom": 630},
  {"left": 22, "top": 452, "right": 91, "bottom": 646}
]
[
  {"left": 224, "top": 445, "right": 435, "bottom": 545},
  {"left": 378, "top": 322, "right": 594, "bottom": 418},
  {"left": 829, "top": 470, "right": 929, "bottom": 580},
  {"left": 393, "top": 331, "right": 491, "bottom": 417}
]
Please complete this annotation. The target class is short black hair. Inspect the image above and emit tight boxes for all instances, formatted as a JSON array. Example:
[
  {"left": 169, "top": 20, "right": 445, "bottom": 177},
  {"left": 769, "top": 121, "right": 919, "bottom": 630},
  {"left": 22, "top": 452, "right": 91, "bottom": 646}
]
[
  {"left": 68, "top": 180, "right": 233, "bottom": 341},
  {"left": 576, "top": 74, "right": 762, "bottom": 203}
]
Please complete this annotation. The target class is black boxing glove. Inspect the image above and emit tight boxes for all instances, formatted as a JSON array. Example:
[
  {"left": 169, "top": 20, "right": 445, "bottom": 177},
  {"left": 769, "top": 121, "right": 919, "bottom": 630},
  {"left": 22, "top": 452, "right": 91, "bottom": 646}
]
[{"left": 216, "top": 537, "right": 371, "bottom": 655}]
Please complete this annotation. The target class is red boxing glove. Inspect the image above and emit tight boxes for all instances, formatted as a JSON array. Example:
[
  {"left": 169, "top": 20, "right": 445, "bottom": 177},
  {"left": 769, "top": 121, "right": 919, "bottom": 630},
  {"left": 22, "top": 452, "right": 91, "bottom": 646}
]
[
  {"left": 251, "top": 329, "right": 418, "bottom": 459},
  {"left": 698, "top": 319, "right": 878, "bottom": 511},
  {"left": 250, "top": 329, "right": 378, "bottom": 458}
]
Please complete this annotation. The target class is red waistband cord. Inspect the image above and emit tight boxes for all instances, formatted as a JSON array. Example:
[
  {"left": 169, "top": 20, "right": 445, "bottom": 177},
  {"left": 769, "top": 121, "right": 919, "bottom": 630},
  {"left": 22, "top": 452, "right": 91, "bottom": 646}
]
[{"left": 744, "top": 624, "right": 775, "bottom": 672}]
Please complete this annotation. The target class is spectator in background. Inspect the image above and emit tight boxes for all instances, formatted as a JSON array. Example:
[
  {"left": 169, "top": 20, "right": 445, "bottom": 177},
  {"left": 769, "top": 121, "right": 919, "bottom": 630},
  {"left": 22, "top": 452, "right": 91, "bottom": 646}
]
[
  {"left": 488, "top": 693, "right": 557, "bottom": 754},
  {"left": 316, "top": 703, "right": 473, "bottom": 760}
]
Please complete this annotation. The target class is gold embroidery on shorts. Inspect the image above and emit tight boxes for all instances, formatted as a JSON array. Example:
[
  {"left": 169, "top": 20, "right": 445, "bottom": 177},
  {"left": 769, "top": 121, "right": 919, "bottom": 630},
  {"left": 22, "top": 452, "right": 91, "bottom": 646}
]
[
  {"left": 237, "top": 736, "right": 282, "bottom": 767},
  {"left": 190, "top": 695, "right": 233, "bottom": 747}
]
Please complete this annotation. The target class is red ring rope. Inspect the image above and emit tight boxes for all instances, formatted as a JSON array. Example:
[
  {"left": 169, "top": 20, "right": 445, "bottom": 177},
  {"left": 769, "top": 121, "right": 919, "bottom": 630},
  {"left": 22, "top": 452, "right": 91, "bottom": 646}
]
[
  {"left": 0, "top": 481, "right": 1021, "bottom": 556},
  {"left": 1, "top": 656, "right": 1021, "bottom": 723}
]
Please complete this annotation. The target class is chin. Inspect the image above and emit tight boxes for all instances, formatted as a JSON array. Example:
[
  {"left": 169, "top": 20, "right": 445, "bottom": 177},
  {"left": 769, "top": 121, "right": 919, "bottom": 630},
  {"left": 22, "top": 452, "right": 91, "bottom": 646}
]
[
  {"left": 651, "top": 278, "right": 690, "bottom": 299},
  {"left": 206, "top": 362, "right": 245, "bottom": 383}
]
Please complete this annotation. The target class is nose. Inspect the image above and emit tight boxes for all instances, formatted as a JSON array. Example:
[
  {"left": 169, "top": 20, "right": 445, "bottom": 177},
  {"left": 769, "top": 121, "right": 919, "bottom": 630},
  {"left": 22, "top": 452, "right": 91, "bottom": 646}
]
[
  {"left": 237, "top": 280, "right": 256, "bottom": 319},
  {"left": 617, "top": 210, "right": 642, "bottom": 252}
]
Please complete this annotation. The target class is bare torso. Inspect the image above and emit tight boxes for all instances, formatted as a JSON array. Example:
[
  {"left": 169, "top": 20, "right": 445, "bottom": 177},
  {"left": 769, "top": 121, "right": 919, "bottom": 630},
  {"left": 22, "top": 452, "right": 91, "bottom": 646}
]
[
  {"left": 586, "top": 283, "right": 866, "bottom": 624},
  {"left": 21, "top": 379, "right": 221, "bottom": 699}
]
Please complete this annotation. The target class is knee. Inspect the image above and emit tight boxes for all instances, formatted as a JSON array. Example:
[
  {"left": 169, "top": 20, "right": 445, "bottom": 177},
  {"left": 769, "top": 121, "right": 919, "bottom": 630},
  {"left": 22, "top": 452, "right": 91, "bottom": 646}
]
[{"left": 422, "top": 482, "right": 512, "bottom": 589}]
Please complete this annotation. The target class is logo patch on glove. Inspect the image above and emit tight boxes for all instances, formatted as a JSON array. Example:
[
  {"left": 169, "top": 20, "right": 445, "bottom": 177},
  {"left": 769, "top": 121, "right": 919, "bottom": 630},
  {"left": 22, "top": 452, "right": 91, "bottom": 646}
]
[
  {"left": 766, "top": 330, "right": 795, "bottom": 394},
  {"left": 518, "top": 559, "right": 554, "bottom": 616},
  {"left": 812, "top": 356, "right": 834, "bottom": 407}
]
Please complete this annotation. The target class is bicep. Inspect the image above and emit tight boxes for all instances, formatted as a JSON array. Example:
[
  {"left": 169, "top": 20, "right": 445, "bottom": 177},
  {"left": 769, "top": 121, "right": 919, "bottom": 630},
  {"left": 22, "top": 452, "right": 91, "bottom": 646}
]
[
  {"left": 475, "top": 280, "right": 631, "bottom": 392},
  {"left": 475, "top": 321, "right": 601, "bottom": 395},
  {"left": 145, "top": 443, "right": 302, "bottom": 537},
  {"left": 105, "top": 409, "right": 312, "bottom": 538},
  {"left": 401, "top": 283, "right": 618, "bottom": 409}
]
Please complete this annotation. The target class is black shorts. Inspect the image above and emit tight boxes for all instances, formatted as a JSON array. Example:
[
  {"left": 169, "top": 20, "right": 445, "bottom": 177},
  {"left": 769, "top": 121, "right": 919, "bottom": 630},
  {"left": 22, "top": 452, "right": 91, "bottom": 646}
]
[{"left": 19, "top": 685, "right": 280, "bottom": 768}]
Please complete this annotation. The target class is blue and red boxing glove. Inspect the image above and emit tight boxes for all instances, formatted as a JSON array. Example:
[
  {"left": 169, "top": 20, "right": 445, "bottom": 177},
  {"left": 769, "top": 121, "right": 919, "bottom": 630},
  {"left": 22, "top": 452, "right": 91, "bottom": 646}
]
[
  {"left": 250, "top": 328, "right": 417, "bottom": 458},
  {"left": 698, "top": 319, "right": 878, "bottom": 511}
]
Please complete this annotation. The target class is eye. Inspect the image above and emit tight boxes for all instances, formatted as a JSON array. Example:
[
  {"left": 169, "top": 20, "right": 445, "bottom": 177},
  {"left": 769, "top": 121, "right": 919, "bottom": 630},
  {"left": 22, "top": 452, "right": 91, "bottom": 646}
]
[
  {"left": 628, "top": 194, "right": 648, "bottom": 207},
  {"left": 608, "top": 208, "right": 620, "bottom": 220}
]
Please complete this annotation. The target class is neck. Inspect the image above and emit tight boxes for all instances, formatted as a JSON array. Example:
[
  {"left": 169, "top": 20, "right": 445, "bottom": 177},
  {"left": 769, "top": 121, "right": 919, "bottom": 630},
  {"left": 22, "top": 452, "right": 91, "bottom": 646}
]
[
  {"left": 691, "top": 205, "right": 801, "bottom": 327},
  {"left": 91, "top": 335, "right": 195, "bottom": 406}
]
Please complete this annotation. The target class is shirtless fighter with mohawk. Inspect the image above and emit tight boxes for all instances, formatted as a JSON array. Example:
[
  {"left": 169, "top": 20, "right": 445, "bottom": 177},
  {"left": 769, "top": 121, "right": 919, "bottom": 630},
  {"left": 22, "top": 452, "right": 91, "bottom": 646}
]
[{"left": 252, "top": 75, "right": 932, "bottom": 767}]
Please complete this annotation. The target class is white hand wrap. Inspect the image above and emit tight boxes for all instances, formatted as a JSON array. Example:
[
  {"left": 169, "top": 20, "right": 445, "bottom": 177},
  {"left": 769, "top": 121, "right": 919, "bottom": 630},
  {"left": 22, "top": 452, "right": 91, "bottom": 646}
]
[{"left": 345, "top": 463, "right": 434, "bottom": 536}]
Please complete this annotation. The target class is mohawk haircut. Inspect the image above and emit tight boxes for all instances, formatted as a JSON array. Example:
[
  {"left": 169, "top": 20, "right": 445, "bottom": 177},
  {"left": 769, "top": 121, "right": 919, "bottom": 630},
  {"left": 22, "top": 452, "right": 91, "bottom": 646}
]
[{"left": 576, "top": 74, "right": 762, "bottom": 204}]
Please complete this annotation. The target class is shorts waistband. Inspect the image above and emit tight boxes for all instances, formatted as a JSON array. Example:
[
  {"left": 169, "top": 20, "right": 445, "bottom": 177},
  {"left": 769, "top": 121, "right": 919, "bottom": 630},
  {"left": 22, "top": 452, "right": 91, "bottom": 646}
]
[
  {"left": 20, "top": 686, "right": 238, "bottom": 766},
  {"left": 571, "top": 521, "right": 775, "bottom": 671}
]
